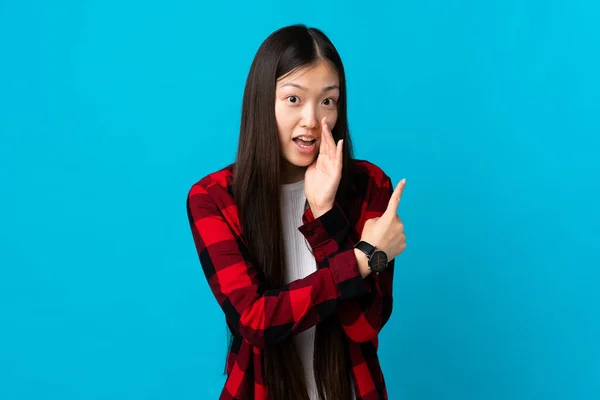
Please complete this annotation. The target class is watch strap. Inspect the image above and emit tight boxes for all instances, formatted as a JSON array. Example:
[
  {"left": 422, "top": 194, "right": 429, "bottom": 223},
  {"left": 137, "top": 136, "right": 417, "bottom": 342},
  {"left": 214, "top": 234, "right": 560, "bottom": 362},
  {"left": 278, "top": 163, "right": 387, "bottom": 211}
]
[{"left": 354, "top": 241, "right": 376, "bottom": 258}]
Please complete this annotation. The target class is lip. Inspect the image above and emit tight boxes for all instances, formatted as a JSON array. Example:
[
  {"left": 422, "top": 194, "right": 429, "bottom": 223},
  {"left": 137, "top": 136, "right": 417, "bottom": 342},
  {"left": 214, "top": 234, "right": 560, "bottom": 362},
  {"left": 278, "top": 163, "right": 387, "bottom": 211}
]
[
  {"left": 293, "top": 138, "right": 318, "bottom": 154},
  {"left": 292, "top": 135, "right": 318, "bottom": 141}
]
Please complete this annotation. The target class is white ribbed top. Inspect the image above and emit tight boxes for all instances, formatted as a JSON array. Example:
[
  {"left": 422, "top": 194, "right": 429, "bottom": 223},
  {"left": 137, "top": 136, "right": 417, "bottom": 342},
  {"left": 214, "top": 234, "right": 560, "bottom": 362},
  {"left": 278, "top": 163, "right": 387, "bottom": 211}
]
[
  {"left": 280, "top": 179, "right": 319, "bottom": 399},
  {"left": 279, "top": 179, "right": 356, "bottom": 400}
]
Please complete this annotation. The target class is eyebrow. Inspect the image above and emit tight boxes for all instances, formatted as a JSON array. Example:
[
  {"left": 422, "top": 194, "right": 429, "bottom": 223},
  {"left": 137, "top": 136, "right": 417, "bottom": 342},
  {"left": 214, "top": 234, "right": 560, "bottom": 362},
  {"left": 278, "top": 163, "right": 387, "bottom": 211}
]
[{"left": 280, "top": 82, "right": 340, "bottom": 93}]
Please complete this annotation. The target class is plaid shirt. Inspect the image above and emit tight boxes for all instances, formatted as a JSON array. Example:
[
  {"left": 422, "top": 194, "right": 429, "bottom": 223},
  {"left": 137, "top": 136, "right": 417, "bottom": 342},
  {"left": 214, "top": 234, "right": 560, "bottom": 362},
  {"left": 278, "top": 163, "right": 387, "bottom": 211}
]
[{"left": 186, "top": 159, "right": 395, "bottom": 400}]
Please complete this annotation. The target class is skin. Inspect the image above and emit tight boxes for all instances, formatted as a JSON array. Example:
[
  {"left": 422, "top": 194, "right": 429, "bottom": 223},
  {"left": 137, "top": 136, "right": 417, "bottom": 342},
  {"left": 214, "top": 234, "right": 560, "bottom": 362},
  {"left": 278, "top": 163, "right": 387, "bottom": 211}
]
[
  {"left": 275, "top": 59, "right": 340, "bottom": 185},
  {"left": 274, "top": 59, "right": 407, "bottom": 277},
  {"left": 357, "top": 179, "right": 407, "bottom": 277}
]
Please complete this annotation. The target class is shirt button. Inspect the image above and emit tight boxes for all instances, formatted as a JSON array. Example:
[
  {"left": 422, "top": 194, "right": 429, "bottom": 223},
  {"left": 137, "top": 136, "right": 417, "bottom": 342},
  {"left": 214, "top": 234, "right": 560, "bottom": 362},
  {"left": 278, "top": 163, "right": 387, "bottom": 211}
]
[{"left": 306, "top": 231, "right": 314, "bottom": 237}]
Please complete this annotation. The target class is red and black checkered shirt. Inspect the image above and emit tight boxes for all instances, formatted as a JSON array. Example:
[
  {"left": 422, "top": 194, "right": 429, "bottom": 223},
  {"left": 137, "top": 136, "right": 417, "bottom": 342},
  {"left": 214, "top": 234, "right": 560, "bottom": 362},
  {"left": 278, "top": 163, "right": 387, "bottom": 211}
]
[{"left": 186, "top": 159, "right": 395, "bottom": 400}]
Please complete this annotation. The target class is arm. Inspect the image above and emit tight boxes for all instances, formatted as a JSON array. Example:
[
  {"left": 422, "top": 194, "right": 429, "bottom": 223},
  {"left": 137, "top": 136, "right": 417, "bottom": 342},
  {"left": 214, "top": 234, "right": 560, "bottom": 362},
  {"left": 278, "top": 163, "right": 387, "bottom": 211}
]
[
  {"left": 337, "top": 173, "right": 395, "bottom": 342},
  {"left": 186, "top": 183, "right": 369, "bottom": 348},
  {"left": 302, "top": 171, "right": 396, "bottom": 343}
]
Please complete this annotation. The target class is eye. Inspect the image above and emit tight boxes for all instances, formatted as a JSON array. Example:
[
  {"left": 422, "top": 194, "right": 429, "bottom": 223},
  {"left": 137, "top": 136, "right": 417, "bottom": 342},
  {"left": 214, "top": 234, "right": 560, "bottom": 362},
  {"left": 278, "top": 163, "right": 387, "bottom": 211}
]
[
  {"left": 322, "top": 98, "right": 337, "bottom": 107},
  {"left": 287, "top": 96, "right": 300, "bottom": 104}
]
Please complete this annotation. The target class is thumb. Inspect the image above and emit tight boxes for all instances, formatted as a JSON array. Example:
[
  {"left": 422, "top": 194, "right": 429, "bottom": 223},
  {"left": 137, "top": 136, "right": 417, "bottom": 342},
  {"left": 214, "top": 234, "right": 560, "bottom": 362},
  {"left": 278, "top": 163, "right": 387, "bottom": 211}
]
[{"left": 383, "top": 179, "right": 406, "bottom": 218}]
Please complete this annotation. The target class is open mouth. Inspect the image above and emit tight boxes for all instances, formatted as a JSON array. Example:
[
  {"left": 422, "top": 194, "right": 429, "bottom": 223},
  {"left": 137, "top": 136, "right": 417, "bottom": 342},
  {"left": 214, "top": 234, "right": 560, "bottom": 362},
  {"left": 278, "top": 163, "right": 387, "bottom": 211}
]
[{"left": 293, "top": 138, "right": 317, "bottom": 148}]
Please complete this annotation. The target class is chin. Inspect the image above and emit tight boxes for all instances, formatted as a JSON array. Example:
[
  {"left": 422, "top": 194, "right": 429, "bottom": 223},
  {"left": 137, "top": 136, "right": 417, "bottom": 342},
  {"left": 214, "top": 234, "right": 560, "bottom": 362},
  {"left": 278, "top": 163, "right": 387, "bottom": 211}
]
[
  {"left": 283, "top": 154, "right": 315, "bottom": 170},
  {"left": 291, "top": 155, "right": 316, "bottom": 168}
]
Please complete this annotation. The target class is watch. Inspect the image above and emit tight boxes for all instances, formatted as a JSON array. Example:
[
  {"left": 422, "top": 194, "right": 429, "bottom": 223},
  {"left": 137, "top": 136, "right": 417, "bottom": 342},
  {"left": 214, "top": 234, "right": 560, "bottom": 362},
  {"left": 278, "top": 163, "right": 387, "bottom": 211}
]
[{"left": 354, "top": 241, "right": 389, "bottom": 273}]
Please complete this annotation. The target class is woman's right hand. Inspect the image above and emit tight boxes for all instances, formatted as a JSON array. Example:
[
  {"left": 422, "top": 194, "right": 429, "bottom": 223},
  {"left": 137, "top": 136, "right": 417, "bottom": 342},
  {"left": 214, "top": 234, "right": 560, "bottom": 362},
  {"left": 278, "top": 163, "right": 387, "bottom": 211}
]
[
  {"left": 304, "top": 117, "right": 344, "bottom": 218},
  {"left": 360, "top": 179, "right": 407, "bottom": 262}
]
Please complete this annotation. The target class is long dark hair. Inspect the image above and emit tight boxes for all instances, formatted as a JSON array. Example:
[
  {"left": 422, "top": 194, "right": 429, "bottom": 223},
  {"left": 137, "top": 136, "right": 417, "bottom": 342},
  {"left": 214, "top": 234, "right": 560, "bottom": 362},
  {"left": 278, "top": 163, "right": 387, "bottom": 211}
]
[{"left": 232, "top": 24, "right": 356, "bottom": 400}]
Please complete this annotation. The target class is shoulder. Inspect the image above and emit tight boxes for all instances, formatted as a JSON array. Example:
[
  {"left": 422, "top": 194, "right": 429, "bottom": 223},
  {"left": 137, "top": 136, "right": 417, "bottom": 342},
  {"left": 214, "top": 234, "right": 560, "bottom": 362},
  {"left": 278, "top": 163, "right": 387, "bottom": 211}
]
[
  {"left": 188, "top": 164, "right": 234, "bottom": 193},
  {"left": 350, "top": 159, "right": 393, "bottom": 196},
  {"left": 190, "top": 163, "right": 234, "bottom": 191},
  {"left": 352, "top": 159, "right": 390, "bottom": 182},
  {"left": 187, "top": 163, "right": 235, "bottom": 208},
  {"left": 187, "top": 160, "right": 392, "bottom": 203}
]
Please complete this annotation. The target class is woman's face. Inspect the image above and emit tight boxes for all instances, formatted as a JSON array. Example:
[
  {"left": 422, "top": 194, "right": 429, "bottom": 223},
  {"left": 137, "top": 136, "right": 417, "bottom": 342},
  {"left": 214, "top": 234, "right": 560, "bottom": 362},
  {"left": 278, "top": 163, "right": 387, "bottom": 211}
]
[{"left": 275, "top": 59, "right": 340, "bottom": 183}]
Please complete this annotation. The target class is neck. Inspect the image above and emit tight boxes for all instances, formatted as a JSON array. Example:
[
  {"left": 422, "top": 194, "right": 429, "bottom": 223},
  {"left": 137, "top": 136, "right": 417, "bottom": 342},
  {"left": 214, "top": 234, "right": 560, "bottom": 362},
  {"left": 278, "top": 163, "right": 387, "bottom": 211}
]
[{"left": 281, "top": 164, "right": 306, "bottom": 184}]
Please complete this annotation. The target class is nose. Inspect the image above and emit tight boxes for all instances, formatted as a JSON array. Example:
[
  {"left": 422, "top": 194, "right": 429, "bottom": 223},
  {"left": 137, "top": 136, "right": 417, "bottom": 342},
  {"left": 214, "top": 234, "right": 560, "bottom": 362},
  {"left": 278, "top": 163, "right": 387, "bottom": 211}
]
[{"left": 300, "top": 104, "right": 319, "bottom": 130}]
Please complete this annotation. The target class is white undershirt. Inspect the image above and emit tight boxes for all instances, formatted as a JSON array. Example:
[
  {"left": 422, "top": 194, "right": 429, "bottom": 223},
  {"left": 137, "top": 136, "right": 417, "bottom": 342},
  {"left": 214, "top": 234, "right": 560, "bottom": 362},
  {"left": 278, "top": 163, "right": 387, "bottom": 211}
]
[
  {"left": 280, "top": 179, "right": 356, "bottom": 400},
  {"left": 280, "top": 179, "right": 320, "bottom": 399}
]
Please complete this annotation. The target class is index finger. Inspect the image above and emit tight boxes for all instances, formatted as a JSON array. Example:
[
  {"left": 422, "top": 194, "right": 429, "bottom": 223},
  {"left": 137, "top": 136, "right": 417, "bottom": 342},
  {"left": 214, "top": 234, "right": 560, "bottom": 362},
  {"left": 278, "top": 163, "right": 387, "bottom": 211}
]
[
  {"left": 321, "top": 117, "right": 336, "bottom": 156},
  {"left": 384, "top": 178, "right": 406, "bottom": 217}
]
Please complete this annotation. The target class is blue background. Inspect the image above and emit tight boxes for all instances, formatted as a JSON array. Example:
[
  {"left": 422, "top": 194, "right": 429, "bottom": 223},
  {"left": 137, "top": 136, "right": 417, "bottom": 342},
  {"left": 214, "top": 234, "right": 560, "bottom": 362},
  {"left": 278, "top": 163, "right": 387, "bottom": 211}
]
[{"left": 1, "top": 0, "right": 599, "bottom": 399}]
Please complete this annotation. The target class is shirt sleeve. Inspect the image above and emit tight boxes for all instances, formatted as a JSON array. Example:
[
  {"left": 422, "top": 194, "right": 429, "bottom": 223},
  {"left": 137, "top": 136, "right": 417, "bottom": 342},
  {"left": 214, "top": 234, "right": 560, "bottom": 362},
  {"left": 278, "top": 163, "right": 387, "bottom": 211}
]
[
  {"left": 336, "top": 172, "right": 395, "bottom": 342},
  {"left": 301, "top": 171, "right": 396, "bottom": 343},
  {"left": 186, "top": 183, "right": 369, "bottom": 348}
]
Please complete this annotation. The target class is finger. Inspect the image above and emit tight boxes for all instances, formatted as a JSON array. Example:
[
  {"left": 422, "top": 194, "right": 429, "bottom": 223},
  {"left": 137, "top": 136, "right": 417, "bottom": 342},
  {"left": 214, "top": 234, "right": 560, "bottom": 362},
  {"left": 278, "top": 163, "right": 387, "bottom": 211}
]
[
  {"left": 321, "top": 117, "right": 331, "bottom": 157},
  {"left": 319, "top": 117, "right": 330, "bottom": 154},
  {"left": 319, "top": 123, "right": 329, "bottom": 155},
  {"left": 383, "top": 178, "right": 406, "bottom": 218},
  {"left": 321, "top": 117, "right": 335, "bottom": 157},
  {"left": 336, "top": 138, "right": 344, "bottom": 168}
]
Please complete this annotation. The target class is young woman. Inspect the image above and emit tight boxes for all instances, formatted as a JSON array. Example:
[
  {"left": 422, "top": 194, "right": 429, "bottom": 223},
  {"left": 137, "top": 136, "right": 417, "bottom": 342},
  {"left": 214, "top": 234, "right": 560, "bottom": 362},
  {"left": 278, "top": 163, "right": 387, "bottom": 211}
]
[{"left": 187, "top": 24, "right": 407, "bottom": 400}]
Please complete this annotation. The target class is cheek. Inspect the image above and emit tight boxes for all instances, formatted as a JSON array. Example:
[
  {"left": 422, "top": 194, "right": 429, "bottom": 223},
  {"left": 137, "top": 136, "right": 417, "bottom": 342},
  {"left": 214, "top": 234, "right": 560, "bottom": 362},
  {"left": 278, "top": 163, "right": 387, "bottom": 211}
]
[
  {"left": 326, "top": 111, "right": 339, "bottom": 129},
  {"left": 275, "top": 104, "right": 298, "bottom": 136}
]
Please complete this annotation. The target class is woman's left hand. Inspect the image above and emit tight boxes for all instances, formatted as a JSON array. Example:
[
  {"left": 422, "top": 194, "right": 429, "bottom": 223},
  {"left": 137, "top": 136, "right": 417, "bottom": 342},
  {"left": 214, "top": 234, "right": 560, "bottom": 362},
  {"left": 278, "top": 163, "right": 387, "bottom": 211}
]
[{"left": 304, "top": 117, "right": 344, "bottom": 218}]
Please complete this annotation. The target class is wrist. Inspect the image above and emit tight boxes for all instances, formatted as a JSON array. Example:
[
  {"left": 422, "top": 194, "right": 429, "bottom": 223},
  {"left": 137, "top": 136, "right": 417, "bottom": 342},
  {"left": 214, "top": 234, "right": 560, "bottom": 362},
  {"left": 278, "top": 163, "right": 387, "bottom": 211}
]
[
  {"left": 354, "top": 248, "right": 371, "bottom": 278},
  {"left": 310, "top": 204, "right": 333, "bottom": 219}
]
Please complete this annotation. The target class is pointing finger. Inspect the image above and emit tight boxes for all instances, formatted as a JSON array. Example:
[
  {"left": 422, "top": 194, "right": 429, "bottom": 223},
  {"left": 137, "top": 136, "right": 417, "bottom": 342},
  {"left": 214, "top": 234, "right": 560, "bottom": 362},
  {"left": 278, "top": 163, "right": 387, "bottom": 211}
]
[{"left": 384, "top": 178, "right": 406, "bottom": 218}]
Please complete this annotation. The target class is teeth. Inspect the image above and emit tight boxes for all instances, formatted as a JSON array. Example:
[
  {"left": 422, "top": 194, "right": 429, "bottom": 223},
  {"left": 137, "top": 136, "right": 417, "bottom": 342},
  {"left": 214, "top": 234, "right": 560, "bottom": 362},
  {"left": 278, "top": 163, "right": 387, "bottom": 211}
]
[{"left": 297, "top": 136, "right": 315, "bottom": 142}]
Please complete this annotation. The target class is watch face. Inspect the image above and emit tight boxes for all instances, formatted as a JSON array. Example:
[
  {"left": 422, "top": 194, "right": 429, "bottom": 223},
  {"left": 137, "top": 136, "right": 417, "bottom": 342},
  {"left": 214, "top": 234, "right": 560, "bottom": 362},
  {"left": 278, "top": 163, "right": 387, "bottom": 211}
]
[{"left": 369, "top": 250, "right": 388, "bottom": 273}]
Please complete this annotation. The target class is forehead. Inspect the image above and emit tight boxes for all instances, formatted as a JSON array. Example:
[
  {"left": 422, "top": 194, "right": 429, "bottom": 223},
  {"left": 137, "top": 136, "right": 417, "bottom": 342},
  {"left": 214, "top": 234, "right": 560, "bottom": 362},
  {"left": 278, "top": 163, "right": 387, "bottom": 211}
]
[{"left": 276, "top": 60, "right": 339, "bottom": 89}]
